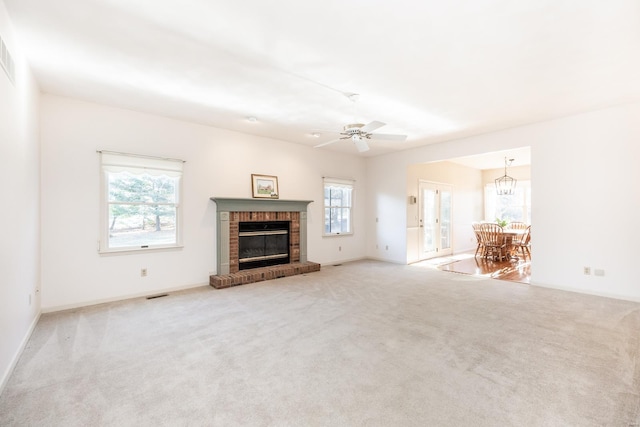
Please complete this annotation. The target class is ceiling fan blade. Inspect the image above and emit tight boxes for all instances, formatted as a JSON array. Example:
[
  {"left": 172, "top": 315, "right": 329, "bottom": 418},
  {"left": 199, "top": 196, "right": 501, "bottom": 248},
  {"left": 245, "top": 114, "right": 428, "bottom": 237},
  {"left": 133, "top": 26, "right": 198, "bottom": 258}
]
[
  {"left": 354, "top": 139, "right": 370, "bottom": 152},
  {"left": 360, "top": 121, "right": 386, "bottom": 133},
  {"left": 368, "top": 133, "right": 407, "bottom": 141},
  {"left": 314, "top": 138, "right": 342, "bottom": 148}
]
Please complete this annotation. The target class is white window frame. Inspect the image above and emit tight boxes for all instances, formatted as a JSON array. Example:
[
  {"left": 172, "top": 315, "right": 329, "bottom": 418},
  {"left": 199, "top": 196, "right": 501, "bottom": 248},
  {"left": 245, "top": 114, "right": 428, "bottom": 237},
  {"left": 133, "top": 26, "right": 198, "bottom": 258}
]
[
  {"left": 323, "top": 177, "right": 354, "bottom": 237},
  {"left": 484, "top": 180, "right": 531, "bottom": 224},
  {"left": 99, "top": 151, "right": 184, "bottom": 254}
]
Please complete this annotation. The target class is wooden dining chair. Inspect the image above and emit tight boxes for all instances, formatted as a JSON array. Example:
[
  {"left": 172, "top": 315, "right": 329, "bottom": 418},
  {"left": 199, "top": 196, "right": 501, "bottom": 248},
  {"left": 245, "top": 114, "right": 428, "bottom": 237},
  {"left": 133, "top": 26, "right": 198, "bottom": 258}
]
[
  {"left": 508, "top": 222, "right": 528, "bottom": 230},
  {"left": 478, "top": 223, "right": 508, "bottom": 261},
  {"left": 507, "top": 222, "right": 528, "bottom": 244},
  {"left": 513, "top": 225, "right": 531, "bottom": 260},
  {"left": 472, "top": 222, "right": 484, "bottom": 257}
]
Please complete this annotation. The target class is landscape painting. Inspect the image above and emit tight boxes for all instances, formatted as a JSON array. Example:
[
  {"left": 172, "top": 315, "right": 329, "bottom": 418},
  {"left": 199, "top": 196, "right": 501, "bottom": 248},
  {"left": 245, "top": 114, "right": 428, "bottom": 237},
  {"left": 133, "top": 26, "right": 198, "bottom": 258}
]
[{"left": 251, "top": 174, "right": 279, "bottom": 198}]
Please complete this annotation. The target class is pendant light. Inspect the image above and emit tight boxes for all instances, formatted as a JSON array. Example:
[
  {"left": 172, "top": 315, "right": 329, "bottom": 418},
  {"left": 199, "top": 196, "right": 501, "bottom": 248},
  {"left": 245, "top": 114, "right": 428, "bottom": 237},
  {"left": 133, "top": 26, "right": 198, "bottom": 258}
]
[{"left": 495, "top": 157, "right": 517, "bottom": 195}]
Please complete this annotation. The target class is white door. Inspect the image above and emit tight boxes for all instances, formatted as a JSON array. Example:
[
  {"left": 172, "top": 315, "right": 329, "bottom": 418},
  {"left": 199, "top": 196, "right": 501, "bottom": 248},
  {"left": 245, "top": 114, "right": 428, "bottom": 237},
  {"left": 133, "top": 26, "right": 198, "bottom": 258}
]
[{"left": 418, "top": 181, "right": 453, "bottom": 260}]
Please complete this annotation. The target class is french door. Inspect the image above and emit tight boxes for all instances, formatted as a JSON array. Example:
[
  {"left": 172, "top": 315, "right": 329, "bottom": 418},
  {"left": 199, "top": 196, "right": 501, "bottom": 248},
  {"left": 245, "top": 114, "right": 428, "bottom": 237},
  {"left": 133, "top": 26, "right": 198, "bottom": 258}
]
[{"left": 418, "top": 181, "right": 453, "bottom": 260}]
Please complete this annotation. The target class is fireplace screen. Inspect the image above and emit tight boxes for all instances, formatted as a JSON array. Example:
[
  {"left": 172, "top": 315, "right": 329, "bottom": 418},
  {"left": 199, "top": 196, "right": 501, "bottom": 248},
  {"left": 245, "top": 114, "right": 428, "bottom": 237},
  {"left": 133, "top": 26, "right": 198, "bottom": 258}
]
[{"left": 238, "top": 221, "right": 290, "bottom": 270}]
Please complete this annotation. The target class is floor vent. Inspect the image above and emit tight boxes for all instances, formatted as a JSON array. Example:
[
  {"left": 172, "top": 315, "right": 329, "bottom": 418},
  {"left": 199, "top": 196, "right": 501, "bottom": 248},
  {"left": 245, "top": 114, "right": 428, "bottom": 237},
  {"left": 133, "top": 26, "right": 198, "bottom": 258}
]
[
  {"left": 0, "top": 33, "right": 16, "bottom": 85},
  {"left": 146, "top": 293, "right": 168, "bottom": 300}
]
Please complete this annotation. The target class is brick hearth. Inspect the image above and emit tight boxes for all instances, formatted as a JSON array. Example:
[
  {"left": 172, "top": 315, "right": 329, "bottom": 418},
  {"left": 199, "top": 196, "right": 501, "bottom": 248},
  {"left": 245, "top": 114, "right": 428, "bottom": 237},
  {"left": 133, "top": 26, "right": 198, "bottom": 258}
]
[{"left": 210, "top": 261, "right": 321, "bottom": 289}]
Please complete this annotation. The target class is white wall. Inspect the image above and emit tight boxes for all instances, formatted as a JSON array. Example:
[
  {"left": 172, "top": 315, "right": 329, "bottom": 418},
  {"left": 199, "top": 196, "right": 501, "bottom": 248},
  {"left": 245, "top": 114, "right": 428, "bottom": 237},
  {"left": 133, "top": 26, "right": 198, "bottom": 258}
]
[
  {"left": 0, "top": 1, "right": 41, "bottom": 391},
  {"left": 406, "top": 161, "right": 483, "bottom": 263},
  {"left": 367, "top": 103, "right": 640, "bottom": 301},
  {"left": 40, "top": 95, "right": 367, "bottom": 311}
]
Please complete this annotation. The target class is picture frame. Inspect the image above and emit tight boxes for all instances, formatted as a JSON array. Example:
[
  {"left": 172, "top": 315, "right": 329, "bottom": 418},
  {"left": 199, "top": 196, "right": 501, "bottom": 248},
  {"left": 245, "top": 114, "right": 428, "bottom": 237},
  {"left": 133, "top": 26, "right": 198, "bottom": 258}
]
[{"left": 251, "top": 174, "right": 279, "bottom": 199}]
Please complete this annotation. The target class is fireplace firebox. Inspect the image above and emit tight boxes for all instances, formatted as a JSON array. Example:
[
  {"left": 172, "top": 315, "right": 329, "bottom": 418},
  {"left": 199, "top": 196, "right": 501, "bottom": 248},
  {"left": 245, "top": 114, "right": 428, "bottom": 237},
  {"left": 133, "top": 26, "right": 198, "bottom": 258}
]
[{"left": 238, "top": 221, "right": 290, "bottom": 270}]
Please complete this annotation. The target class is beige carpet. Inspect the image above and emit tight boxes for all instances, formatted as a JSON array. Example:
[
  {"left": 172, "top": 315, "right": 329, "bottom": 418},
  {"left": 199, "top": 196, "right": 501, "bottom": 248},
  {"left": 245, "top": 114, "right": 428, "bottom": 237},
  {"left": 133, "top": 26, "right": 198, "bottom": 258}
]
[{"left": 1, "top": 260, "right": 639, "bottom": 426}]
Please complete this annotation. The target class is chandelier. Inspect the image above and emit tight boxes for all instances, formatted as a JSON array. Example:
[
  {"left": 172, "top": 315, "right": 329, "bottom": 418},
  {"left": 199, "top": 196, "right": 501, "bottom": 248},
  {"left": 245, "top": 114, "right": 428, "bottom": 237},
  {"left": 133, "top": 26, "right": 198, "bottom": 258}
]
[{"left": 495, "top": 157, "right": 517, "bottom": 195}]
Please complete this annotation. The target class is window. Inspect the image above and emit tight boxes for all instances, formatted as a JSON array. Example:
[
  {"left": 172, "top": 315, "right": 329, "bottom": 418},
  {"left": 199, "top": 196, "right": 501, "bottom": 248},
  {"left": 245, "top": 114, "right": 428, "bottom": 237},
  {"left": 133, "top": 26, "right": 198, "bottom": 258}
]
[
  {"left": 323, "top": 178, "right": 354, "bottom": 236},
  {"left": 484, "top": 180, "right": 531, "bottom": 223},
  {"left": 100, "top": 152, "right": 183, "bottom": 253}
]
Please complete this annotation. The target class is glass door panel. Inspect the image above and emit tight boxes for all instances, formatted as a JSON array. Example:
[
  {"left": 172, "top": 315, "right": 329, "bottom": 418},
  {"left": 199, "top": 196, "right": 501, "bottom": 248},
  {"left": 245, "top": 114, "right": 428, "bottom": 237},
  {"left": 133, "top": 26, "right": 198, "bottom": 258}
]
[
  {"left": 418, "top": 181, "right": 453, "bottom": 260},
  {"left": 440, "top": 189, "right": 452, "bottom": 251},
  {"left": 421, "top": 184, "right": 437, "bottom": 256}
]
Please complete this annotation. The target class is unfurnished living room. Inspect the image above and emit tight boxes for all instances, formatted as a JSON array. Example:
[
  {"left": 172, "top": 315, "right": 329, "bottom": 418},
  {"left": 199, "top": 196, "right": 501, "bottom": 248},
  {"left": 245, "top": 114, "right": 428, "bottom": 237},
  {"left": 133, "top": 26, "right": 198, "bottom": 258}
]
[{"left": 1, "top": 1, "right": 639, "bottom": 426}]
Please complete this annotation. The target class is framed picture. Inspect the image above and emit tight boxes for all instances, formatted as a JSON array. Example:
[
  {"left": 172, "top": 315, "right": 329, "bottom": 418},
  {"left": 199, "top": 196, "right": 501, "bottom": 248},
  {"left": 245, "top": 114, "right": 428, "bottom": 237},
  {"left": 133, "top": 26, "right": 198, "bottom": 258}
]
[{"left": 251, "top": 174, "right": 279, "bottom": 199}]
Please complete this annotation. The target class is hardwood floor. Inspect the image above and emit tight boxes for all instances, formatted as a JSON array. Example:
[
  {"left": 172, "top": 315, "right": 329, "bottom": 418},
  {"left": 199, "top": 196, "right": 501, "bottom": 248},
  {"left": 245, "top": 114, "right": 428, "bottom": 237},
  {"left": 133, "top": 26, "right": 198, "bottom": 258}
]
[{"left": 414, "top": 253, "right": 531, "bottom": 284}]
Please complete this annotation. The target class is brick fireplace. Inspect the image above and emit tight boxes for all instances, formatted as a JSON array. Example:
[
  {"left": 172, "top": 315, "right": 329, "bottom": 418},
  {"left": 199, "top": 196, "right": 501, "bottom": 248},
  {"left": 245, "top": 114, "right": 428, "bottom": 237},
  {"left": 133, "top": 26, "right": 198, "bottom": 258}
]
[{"left": 209, "top": 198, "right": 320, "bottom": 289}]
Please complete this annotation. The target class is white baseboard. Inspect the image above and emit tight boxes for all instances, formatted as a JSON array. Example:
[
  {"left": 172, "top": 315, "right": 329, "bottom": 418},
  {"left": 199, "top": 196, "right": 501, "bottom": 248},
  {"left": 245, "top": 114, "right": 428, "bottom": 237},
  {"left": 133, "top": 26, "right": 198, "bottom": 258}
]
[
  {"left": 42, "top": 282, "right": 209, "bottom": 313},
  {"left": 362, "top": 256, "right": 406, "bottom": 265},
  {"left": 319, "top": 256, "right": 369, "bottom": 266},
  {"left": 531, "top": 282, "right": 640, "bottom": 303},
  {"left": 0, "top": 310, "right": 41, "bottom": 395}
]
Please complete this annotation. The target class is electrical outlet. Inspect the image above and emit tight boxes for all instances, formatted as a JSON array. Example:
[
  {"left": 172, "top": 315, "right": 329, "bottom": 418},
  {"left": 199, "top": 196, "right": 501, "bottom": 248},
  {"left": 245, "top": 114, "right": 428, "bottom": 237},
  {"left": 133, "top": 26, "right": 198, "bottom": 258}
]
[
  {"left": 338, "top": 246, "right": 342, "bottom": 251},
  {"left": 594, "top": 269, "right": 605, "bottom": 277},
  {"left": 385, "top": 245, "right": 389, "bottom": 250},
  {"left": 141, "top": 268, "right": 148, "bottom": 277},
  {"left": 583, "top": 267, "right": 591, "bottom": 275}
]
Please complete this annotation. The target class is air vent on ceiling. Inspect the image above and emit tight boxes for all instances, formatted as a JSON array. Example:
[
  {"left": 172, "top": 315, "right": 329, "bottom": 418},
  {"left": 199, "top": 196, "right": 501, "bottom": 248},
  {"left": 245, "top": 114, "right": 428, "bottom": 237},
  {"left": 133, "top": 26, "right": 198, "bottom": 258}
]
[{"left": 0, "top": 33, "right": 16, "bottom": 85}]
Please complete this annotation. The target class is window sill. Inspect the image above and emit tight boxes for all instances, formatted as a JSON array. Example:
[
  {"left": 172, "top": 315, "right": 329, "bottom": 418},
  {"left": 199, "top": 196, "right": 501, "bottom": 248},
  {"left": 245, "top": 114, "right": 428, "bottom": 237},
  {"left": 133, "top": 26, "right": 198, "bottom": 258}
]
[
  {"left": 323, "top": 233, "right": 354, "bottom": 237},
  {"left": 99, "top": 245, "right": 184, "bottom": 256}
]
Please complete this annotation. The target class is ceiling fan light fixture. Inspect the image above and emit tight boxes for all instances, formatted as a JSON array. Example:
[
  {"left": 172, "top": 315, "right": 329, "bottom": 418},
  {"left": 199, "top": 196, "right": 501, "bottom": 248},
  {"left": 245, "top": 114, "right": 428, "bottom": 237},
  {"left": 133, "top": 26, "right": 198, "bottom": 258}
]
[{"left": 353, "top": 137, "right": 370, "bottom": 152}]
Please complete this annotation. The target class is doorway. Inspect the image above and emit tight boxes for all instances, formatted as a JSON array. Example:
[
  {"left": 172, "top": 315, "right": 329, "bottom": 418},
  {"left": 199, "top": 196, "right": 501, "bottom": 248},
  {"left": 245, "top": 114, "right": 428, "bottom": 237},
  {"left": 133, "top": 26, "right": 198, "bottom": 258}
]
[{"left": 418, "top": 180, "right": 452, "bottom": 260}]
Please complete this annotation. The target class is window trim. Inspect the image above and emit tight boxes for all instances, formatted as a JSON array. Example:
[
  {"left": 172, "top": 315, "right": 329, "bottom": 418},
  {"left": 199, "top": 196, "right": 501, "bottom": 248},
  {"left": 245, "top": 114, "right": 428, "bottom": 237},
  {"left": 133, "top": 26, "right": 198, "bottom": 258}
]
[
  {"left": 98, "top": 151, "right": 184, "bottom": 254},
  {"left": 323, "top": 177, "right": 354, "bottom": 237},
  {"left": 484, "top": 180, "right": 531, "bottom": 224}
]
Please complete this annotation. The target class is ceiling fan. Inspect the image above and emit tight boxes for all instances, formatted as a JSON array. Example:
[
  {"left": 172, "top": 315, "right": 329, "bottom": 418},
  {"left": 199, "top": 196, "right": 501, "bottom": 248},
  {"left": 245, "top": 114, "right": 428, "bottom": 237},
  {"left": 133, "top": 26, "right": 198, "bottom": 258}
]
[
  {"left": 312, "top": 94, "right": 407, "bottom": 152},
  {"left": 313, "top": 121, "right": 407, "bottom": 152}
]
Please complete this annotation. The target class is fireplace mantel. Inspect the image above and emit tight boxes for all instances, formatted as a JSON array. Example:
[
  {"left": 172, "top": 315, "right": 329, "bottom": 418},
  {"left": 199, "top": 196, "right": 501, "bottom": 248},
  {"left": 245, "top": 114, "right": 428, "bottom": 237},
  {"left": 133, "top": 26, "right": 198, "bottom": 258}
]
[
  {"left": 210, "top": 197, "right": 315, "bottom": 280},
  {"left": 210, "top": 197, "right": 313, "bottom": 212}
]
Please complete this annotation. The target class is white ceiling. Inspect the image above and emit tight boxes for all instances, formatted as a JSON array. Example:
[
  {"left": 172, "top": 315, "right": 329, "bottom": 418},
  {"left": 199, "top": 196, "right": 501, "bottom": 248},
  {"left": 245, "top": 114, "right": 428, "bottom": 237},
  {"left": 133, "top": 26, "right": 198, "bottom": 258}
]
[
  {"left": 4, "top": 0, "right": 640, "bottom": 160},
  {"left": 446, "top": 146, "right": 531, "bottom": 170}
]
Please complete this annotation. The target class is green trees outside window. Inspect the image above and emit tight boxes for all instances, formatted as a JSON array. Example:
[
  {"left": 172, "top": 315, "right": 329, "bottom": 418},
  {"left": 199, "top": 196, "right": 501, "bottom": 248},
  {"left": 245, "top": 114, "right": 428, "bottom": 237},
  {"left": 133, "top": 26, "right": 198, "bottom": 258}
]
[
  {"left": 100, "top": 151, "right": 183, "bottom": 252},
  {"left": 323, "top": 179, "right": 354, "bottom": 235}
]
